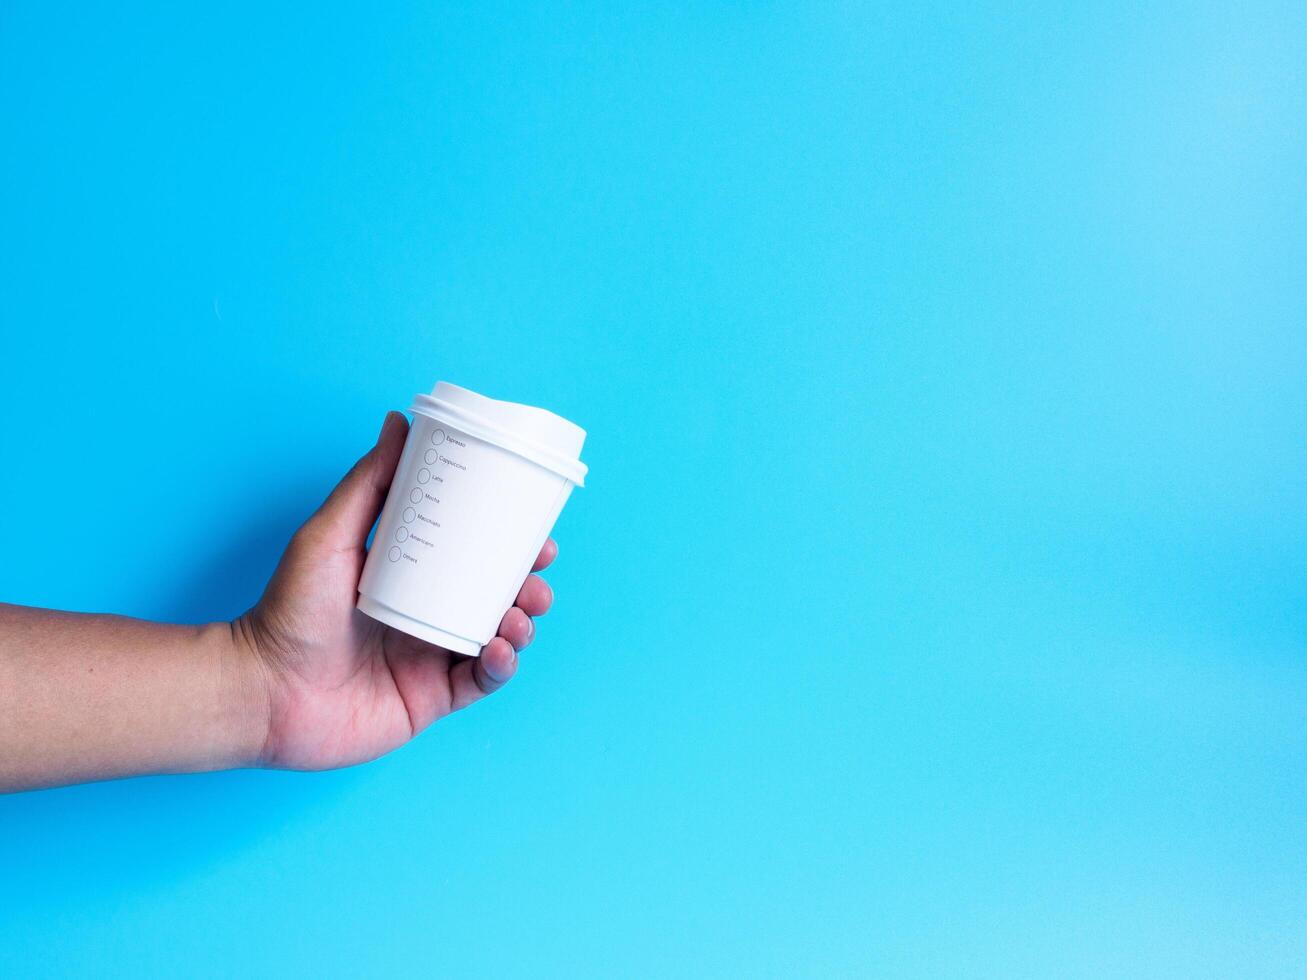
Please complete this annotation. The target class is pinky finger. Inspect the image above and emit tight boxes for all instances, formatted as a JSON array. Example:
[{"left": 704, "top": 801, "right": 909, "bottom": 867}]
[{"left": 448, "top": 637, "right": 518, "bottom": 711}]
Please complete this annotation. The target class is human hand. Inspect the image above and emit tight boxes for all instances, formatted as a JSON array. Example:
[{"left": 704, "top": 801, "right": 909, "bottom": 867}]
[{"left": 234, "top": 412, "right": 556, "bottom": 771}]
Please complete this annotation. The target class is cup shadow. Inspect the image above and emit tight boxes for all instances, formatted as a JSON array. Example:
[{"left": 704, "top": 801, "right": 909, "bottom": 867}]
[{"left": 0, "top": 475, "right": 364, "bottom": 913}]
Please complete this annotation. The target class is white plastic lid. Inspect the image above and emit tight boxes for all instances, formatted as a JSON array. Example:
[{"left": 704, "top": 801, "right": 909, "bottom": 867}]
[{"left": 410, "top": 382, "right": 588, "bottom": 486}]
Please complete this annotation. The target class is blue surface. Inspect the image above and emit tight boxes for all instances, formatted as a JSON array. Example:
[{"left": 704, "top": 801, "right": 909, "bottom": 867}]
[{"left": 2, "top": 2, "right": 1305, "bottom": 976}]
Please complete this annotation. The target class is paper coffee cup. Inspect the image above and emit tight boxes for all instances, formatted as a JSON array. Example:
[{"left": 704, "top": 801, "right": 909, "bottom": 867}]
[{"left": 357, "top": 382, "right": 587, "bottom": 656}]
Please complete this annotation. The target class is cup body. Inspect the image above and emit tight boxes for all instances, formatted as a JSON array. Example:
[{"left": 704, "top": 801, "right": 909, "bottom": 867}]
[{"left": 358, "top": 397, "right": 581, "bottom": 655}]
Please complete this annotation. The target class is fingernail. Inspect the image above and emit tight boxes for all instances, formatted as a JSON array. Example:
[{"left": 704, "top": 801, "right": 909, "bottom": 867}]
[{"left": 377, "top": 411, "right": 399, "bottom": 442}]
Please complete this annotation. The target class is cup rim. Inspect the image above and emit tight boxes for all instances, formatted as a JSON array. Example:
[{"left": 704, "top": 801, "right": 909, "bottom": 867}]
[{"left": 410, "top": 392, "right": 588, "bottom": 486}]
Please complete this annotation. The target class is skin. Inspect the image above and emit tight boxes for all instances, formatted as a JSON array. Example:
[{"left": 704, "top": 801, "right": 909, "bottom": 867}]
[{"left": 0, "top": 411, "right": 555, "bottom": 792}]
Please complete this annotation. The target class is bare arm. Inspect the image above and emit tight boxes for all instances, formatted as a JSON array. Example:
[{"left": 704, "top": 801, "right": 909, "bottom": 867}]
[{"left": 0, "top": 607, "right": 266, "bottom": 791}]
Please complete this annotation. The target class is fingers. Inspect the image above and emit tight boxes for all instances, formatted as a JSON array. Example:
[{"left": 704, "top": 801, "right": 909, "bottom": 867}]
[
  {"left": 533, "top": 538, "right": 558, "bottom": 572},
  {"left": 445, "top": 591, "right": 546, "bottom": 712},
  {"left": 443, "top": 610, "right": 531, "bottom": 713},
  {"left": 300, "top": 412, "right": 408, "bottom": 553},
  {"left": 425, "top": 534, "right": 559, "bottom": 716},
  {"left": 516, "top": 574, "right": 553, "bottom": 617},
  {"left": 447, "top": 637, "right": 517, "bottom": 711},
  {"left": 497, "top": 606, "right": 534, "bottom": 651}
]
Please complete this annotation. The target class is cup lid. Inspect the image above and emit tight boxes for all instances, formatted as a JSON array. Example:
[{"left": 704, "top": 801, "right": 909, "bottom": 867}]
[{"left": 410, "top": 382, "right": 588, "bottom": 486}]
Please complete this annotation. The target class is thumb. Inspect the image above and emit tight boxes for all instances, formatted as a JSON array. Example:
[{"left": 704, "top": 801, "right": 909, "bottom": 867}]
[{"left": 301, "top": 411, "right": 409, "bottom": 553}]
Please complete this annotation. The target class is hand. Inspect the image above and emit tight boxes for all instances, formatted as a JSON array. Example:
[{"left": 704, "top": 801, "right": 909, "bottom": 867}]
[{"left": 235, "top": 412, "right": 556, "bottom": 771}]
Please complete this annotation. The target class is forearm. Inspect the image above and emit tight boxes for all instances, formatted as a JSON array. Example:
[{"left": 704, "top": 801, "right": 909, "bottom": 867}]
[{"left": 0, "top": 604, "right": 270, "bottom": 792}]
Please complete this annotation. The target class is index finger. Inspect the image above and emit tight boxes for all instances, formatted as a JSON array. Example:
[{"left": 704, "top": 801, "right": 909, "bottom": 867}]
[{"left": 532, "top": 538, "right": 558, "bottom": 572}]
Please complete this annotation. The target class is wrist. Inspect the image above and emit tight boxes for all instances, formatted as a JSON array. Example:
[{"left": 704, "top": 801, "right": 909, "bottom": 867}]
[{"left": 208, "top": 617, "right": 274, "bottom": 769}]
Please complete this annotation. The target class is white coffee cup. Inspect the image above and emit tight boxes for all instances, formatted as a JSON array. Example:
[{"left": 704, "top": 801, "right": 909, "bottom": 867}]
[{"left": 357, "top": 382, "right": 587, "bottom": 655}]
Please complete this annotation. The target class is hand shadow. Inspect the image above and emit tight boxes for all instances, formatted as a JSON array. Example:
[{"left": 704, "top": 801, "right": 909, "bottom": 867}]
[{"left": 0, "top": 472, "right": 369, "bottom": 915}]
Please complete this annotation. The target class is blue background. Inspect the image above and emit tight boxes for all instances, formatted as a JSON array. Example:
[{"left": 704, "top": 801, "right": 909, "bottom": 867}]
[{"left": 2, "top": 2, "right": 1305, "bottom": 976}]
